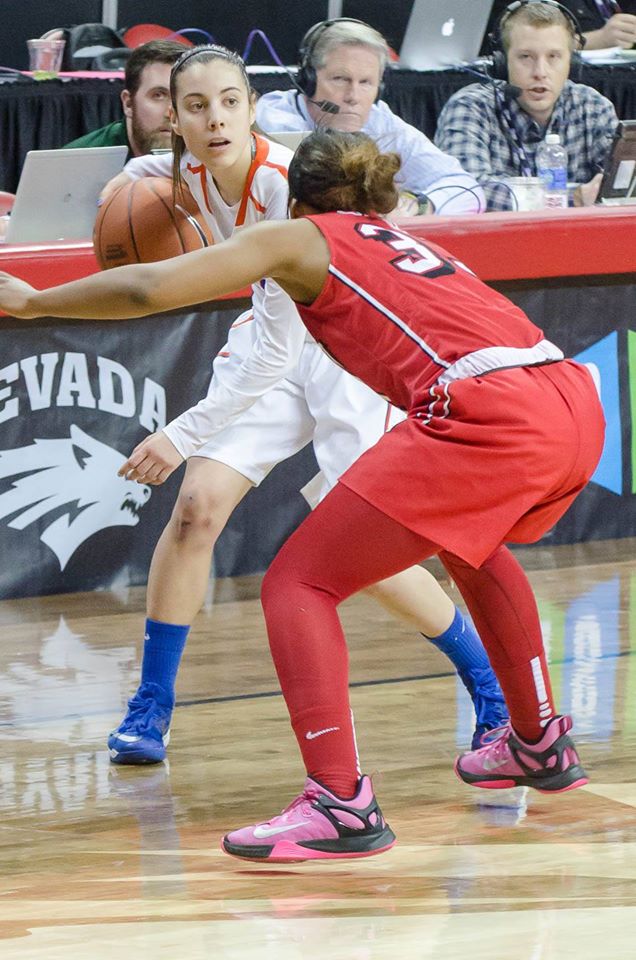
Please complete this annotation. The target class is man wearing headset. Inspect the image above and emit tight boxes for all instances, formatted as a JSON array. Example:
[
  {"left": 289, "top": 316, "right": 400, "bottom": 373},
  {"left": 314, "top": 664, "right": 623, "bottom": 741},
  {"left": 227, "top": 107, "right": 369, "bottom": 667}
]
[
  {"left": 255, "top": 19, "right": 485, "bottom": 216},
  {"left": 435, "top": 0, "right": 618, "bottom": 211}
]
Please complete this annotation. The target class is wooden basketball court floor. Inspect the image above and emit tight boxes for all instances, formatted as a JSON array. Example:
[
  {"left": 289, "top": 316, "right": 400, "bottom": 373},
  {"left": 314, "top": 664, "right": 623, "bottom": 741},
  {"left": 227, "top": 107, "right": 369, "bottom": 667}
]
[{"left": 1, "top": 537, "right": 635, "bottom": 959}]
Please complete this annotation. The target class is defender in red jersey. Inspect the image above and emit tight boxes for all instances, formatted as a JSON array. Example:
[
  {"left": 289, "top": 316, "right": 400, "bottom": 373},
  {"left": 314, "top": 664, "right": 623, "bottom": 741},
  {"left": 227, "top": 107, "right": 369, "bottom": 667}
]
[
  {"left": 0, "top": 130, "right": 605, "bottom": 863},
  {"left": 296, "top": 210, "right": 597, "bottom": 568}
]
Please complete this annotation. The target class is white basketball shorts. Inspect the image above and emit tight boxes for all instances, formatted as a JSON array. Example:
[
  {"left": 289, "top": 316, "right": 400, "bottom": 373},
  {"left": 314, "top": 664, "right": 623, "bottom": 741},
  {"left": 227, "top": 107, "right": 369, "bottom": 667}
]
[{"left": 195, "top": 312, "right": 405, "bottom": 504}]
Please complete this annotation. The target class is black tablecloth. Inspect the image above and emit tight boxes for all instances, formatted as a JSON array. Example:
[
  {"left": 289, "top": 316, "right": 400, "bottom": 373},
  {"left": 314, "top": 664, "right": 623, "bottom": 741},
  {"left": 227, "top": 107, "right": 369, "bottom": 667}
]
[{"left": 1, "top": 63, "right": 635, "bottom": 192}]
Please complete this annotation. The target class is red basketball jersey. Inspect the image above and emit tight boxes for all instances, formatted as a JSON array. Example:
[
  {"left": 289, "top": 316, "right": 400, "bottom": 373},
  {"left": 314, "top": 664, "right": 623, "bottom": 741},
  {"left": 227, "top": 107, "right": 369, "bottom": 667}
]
[{"left": 298, "top": 212, "right": 560, "bottom": 413}]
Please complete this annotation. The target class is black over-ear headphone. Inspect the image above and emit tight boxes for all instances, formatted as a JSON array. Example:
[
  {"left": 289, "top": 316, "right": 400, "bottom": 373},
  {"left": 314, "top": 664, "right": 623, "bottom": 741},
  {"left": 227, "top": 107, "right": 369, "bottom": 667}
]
[
  {"left": 297, "top": 18, "right": 386, "bottom": 101},
  {"left": 489, "top": 0, "right": 585, "bottom": 82}
]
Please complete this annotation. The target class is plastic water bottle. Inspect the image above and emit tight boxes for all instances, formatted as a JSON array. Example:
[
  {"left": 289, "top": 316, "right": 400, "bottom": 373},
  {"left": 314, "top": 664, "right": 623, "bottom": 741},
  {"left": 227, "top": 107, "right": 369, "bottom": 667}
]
[{"left": 536, "top": 133, "right": 568, "bottom": 209}]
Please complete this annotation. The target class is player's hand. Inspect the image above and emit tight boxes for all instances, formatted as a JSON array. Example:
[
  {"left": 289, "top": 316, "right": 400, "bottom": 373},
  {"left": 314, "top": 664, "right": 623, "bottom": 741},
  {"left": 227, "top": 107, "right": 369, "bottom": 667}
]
[
  {"left": 391, "top": 191, "right": 433, "bottom": 218},
  {"left": 99, "top": 171, "right": 133, "bottom": 205},
  {"left": 573, "top": 173, "right": 603, "bottom": 207},
  {"left": 0, "top": 272, "right": 38, "bottom": 318},
  {"left": 595, "top": 14, "right": 636, "bottom": 49},
  {"left": 393, "top": 192, "right": 420, "bottom": 217},
  {"left": 118, "top": 431, "right": 184, "bottom": 485}
]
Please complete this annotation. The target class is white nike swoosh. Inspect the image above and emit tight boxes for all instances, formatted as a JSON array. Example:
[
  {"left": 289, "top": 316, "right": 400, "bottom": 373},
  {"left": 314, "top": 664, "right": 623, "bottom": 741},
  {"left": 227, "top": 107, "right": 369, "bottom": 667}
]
[
  {"left": 111, "top": 730, "right": 170, "bottom": 745},
  {"left": 482, "top": 756, "right": 509, "bottom": 771},
  {"left": 305, "top": 726, "right": 340, "bottom": 740},
  {"left": 253, "top": 821, "right": 310, "bottom": 839}
]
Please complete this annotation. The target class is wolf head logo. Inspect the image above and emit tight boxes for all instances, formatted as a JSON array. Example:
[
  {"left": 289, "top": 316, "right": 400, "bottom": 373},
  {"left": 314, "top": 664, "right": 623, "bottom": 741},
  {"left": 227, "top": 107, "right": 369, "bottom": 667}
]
[{"left": 0, "top": 425, "right": 151, "bottom": 570}]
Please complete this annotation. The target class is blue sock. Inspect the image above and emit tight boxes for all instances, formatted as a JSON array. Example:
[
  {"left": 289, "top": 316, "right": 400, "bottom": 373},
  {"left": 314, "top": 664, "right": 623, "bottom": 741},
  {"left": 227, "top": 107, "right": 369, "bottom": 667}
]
[
  {"left": 423, "top": 606, "right": 492, "bottom": 679},
  {"left": 140, "top": 618, "right": 190, "bottom": 704}
]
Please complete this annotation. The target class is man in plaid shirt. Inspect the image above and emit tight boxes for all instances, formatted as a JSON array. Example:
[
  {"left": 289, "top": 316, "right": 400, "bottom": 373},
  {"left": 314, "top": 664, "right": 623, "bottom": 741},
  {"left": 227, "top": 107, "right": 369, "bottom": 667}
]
[{"left": 435, "top": 1, "right": 618, "bottom": 211}]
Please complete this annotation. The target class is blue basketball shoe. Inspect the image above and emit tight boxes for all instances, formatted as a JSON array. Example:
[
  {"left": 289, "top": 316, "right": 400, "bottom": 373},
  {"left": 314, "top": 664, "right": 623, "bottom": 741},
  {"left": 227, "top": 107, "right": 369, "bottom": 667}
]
[
  {"left": 461, "top": 666, "right": 510, "bottom": 750},
  {"left": 108, "top": 682, "right": 173, "bottom": 764}
]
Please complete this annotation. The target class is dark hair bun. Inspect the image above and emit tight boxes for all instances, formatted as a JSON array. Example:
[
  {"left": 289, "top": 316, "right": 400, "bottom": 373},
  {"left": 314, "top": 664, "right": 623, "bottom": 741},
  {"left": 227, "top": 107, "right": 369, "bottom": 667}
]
[{"left": 288, "top": 131, "right": 400, "bottom": 215}]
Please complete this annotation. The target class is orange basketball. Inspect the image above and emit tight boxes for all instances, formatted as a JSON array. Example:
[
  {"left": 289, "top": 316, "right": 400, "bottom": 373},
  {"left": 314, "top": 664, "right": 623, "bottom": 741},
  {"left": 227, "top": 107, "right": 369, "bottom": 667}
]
[{"left": 93, "top": 177, "right": 213, "bottom": 269}]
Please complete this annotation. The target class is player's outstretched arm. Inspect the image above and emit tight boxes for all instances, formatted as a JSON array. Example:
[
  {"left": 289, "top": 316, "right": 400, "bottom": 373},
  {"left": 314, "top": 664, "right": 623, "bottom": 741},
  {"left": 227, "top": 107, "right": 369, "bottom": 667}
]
[
  {"left": 0, "top": 219, "right": 326, "bottom": 321},
  {"left": 0, "top": 274, "right": 39, "bottom": 319}
]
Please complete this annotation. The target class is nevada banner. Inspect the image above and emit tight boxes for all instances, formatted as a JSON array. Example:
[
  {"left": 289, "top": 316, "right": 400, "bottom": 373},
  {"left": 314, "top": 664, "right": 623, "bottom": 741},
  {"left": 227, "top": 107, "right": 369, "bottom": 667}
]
[{"left": 0, "top": 306, "right": 313, "bottom": 599}]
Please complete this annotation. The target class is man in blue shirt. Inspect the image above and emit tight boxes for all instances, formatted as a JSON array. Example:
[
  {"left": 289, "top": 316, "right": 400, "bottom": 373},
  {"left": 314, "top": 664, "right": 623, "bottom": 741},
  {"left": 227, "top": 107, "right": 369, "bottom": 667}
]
[{"left": 256, "top": 19, "right": 484, "bottom": 216}]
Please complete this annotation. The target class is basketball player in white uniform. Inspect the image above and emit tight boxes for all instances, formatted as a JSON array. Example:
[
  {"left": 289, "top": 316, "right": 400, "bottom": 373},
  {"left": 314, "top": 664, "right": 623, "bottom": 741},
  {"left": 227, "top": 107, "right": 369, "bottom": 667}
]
[{"left": 105, "top": 45, "right": 507, "bottom": 764}]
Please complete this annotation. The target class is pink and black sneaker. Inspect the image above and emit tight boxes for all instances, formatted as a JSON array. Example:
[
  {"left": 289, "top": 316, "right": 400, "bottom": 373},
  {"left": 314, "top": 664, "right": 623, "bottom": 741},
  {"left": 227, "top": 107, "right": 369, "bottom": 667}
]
[
  {"left": 222, "top": 774, "right": 396, "bottom": 863},
  {"left": 454, "top": 714, "right": 589, "bottom": 793}
]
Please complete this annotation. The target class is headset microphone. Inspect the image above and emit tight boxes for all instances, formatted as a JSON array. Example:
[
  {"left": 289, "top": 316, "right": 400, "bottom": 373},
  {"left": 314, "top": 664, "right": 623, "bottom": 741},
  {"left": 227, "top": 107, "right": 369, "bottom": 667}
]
[
  {"left": 454, "top": 64, "right": 532, "bottom": 177},
  {"left": 240, "top": 27, "right": 340, "bottom": 116},
  {"left": 278, "top": 62, "right": 340, "bottom": 116},
  {"left": 311, "top": 97, "right": 340, "bottom": 115},
  {"left": 457, "top": 64, "right": 522, "bottom": 100},
  {"left": 501, "top": 81, "right": 522, "bottom": 100}
]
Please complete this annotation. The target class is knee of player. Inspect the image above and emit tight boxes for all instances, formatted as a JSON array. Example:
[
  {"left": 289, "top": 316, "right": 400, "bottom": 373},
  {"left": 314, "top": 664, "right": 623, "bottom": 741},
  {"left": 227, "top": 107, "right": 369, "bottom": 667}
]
[
  {"left": 172, "top": 486, "right": 227, "bottom": 541},
  {"left": 261, "top": 554, "right": 291, "bottom": 609},
  {"left": 261, "top": 548, "right": 322, "bottom": 613},
  {"left": 261, "top": 559, "right": 281, "bottom": 595}
]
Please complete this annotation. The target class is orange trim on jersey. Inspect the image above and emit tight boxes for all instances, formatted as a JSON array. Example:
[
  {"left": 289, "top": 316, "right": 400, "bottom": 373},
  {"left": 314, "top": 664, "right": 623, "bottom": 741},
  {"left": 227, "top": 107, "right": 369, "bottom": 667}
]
[
  {"left": 235, "top": 134, "right": 288, "bottom": 225},
  {"left": 235, "top": 134, "right": 269, "bottom": 226},
  {"left": 217, "top": 351, "right": 231, "bottom": 358},
  {"left": 249, "top": 192, "right": 267, "bottom": 214},
  {"left": 186, "top": 162, "right": 213, "bottom": 215},
  {"left": 263, "top": 159, "right": 289, "bottom": 179},
  {"left": 230, "top": 312, "right": 254, "bottom": 328},
  {"left": 187, "top": 135, "right": 287, "bottom": 227},
  {"left": 383, "top": 403, "right": 392, "bottom": 433}
]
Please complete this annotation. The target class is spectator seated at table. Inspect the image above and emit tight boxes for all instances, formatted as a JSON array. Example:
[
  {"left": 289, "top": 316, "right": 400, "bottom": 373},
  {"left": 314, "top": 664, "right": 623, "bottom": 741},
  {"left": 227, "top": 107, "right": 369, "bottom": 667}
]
[
  {"left": 63, "top": 40, "right": 185, "bottom": 158},
  {"left": 435, "top": 1, "right": 618, "bottom": 211},
  {"left": 255, "top": 18, "right": 485, "bottom": 216},
  {"left": 485, "top": 0, "right": 636, "bottom": 51},
  {"left": 559, "top": 0, "right": 636, "bottom": 50}
]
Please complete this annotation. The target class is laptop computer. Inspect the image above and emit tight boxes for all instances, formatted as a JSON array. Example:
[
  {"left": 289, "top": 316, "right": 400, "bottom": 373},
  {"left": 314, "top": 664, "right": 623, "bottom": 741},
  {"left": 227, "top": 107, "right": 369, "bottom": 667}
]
[
  {"left": 5, "top": 145, "right": 128, "bottom": 243},
  {"left": 597, "top": 120, "right": 636, "bottom": 206},
  {"left": 399, "top": 0, "right": 493, "bottom": 70}
]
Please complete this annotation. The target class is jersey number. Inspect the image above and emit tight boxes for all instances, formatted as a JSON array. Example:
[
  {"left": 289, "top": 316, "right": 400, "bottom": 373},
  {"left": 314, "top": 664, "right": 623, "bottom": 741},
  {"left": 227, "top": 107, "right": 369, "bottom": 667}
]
[{"left": 355, "top": 223, "right": 456, "bottom": 279}]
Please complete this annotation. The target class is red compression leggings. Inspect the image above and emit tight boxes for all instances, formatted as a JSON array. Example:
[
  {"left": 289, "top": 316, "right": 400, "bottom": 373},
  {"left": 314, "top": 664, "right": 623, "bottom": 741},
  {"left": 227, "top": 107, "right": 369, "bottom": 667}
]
[{"left": 261, "top": 483, "right": 554, "bottom": 797}]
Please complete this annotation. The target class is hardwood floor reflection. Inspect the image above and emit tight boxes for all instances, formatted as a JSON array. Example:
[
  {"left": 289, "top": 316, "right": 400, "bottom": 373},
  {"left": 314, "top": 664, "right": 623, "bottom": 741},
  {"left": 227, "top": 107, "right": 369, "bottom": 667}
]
[{"left": 0, "top": 538, "right": 635, "bottom": 958}]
